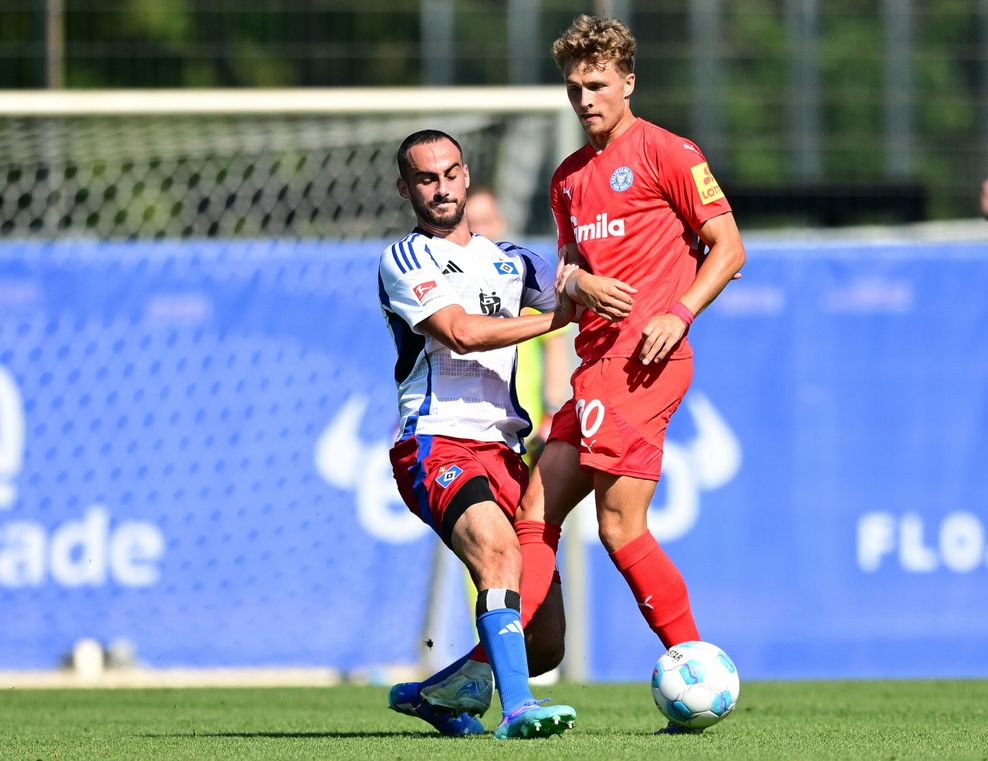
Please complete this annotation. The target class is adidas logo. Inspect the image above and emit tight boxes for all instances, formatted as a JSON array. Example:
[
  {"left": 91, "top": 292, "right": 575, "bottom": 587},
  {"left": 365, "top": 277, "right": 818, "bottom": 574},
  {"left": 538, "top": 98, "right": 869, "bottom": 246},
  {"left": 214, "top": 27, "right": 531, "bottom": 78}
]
[
  {"left": 442, "top": 260, "right": 464, "bottom": 274},
  {"left": 498, "top": 621, "right": 523, "bottom": 636}
]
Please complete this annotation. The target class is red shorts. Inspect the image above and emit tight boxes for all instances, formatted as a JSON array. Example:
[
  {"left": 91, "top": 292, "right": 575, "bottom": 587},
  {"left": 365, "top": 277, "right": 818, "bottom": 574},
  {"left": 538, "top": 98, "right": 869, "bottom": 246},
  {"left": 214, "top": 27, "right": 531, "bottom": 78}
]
[
  {"left": 548, "top": 355, "right": 692, "bottom": 480},
  {"left": 390, "top": 435, "right": 529, "bottom": 546}
]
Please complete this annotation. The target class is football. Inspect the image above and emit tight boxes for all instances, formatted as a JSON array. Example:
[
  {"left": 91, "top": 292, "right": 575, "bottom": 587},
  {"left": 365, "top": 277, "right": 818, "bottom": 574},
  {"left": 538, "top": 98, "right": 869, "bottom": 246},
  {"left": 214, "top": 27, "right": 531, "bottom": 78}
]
[{"left": 650, "top": 641, "right": 740, "bottom": 729}]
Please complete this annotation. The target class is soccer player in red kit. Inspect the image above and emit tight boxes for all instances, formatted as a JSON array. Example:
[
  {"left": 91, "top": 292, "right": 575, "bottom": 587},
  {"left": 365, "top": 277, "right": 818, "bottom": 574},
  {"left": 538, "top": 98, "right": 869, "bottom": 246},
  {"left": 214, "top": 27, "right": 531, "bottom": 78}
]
[
  {"left": 513, "top": 13, "right": 747, "bottom": 723},
  {"left": 404, "top": 15, "right": 745, "bottom": 733}
]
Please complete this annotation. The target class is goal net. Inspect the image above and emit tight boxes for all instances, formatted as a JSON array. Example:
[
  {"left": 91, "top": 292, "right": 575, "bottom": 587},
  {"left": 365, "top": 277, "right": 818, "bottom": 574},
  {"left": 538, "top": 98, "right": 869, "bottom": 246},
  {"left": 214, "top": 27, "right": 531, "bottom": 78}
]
[
  {"left": 0, "top": 87, "right": 588, "bottom": 683},
  {"left": 0, "top": 88, "right": 580, "bottom": 241}
]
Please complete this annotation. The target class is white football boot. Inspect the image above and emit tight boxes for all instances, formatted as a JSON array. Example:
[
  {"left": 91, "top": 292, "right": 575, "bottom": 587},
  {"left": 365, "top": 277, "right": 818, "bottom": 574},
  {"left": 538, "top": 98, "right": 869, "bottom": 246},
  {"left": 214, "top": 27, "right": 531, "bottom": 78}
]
[{"left": 419, "top": 659, "right": 494, "bottom": 717}]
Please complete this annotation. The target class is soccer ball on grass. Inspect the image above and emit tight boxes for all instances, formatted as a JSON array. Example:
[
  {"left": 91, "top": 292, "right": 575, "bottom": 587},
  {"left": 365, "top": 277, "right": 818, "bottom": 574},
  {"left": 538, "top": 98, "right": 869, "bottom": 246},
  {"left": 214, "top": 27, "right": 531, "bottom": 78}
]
[{"left": 651, "top": 641, "right": 740, "bottom": 729}]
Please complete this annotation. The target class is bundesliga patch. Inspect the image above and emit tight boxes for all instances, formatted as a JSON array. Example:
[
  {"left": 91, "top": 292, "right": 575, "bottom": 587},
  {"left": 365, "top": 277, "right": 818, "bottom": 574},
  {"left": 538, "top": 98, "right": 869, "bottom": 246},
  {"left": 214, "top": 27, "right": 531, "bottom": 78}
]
[
  {"left": 412, "top": 280, "right": 438, "bottom": 302},
  {"left": 493, "top": 261, "right": 518, "bottom": 275},
  {"left": 690, "top": 162, "right": 725, "bottom": 205},
  {"left": 609, "top": 165, "right": 634, "bottom": 192},
  {"left": 435, "top": 464, "right": 463, "bottom": 489}
]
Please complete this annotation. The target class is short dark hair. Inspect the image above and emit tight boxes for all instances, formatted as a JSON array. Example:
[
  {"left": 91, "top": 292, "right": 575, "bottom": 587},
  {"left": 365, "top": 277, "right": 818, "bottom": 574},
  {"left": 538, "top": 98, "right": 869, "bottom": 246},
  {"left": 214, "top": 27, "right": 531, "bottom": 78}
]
[{"left": 396, "top": 130, "right": 463, "bottom": 180}]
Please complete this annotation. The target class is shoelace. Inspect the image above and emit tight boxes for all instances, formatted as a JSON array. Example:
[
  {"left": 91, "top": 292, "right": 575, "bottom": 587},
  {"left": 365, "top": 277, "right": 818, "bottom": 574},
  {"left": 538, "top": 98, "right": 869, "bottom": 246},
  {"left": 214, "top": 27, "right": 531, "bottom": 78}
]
[{"left": 499, "top": 697, "right": 551, "bottom": 723}]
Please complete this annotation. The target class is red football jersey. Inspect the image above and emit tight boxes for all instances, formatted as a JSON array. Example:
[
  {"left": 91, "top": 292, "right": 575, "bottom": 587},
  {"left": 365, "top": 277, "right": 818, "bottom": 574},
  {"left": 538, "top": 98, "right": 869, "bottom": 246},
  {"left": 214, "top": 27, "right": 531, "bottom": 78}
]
[{"left": 551, "top": 118, "right": 732, "bottom": 361}]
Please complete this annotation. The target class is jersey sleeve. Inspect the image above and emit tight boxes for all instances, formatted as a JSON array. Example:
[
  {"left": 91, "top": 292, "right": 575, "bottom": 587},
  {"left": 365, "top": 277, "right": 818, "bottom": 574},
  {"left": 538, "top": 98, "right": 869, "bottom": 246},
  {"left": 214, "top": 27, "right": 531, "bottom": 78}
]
[
  {"left": 379, "top": 236, "right": 459, "bottom": 334},
  {"left": 550, "top": 165, "right": 576, "bottom": 251},
  {"left": 654, "top": 136, "right": 733, "bottom": 232},
  {"left": 508, "top": 243, "right": 558, "bottom": 313}
]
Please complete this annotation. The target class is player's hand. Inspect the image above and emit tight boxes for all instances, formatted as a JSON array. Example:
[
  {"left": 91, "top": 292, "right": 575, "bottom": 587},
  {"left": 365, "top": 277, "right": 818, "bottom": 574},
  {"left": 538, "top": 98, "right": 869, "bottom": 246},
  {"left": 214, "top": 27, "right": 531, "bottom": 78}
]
[
  {"left": 572, "top": 271, "right": 636, "bottom": 322},
  {"left": 551, "top": 262, "right": 580, "bottom": 328},
  {"left": 639, "top": 313, "right": 687, "bottom": 364},
  {"left": 555, "top": 260, "right": 581, "bottom": 295}
]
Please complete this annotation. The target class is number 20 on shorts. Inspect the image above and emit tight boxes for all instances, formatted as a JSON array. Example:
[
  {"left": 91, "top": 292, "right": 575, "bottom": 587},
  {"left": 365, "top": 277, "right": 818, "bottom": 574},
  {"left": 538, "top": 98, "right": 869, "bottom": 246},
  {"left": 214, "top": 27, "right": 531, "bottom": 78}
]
[{"left": 575, "top": 398, "right": 605, "bottom": 450}]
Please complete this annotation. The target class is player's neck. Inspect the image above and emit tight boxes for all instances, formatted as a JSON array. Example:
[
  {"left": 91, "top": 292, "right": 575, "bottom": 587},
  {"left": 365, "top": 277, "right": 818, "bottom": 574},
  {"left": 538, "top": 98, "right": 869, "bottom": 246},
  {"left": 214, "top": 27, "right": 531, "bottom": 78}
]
[
  {"left": 415, "top": 220, "right": 472, "bottom": 246},
  {"left": 588, "top": 112, "right": 637, "bottom": 153}
]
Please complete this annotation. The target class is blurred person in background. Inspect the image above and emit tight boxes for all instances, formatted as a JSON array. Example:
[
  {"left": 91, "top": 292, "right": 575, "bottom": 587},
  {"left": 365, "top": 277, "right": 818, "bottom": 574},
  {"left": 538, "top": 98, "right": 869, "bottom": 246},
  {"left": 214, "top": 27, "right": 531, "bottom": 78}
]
[
  {"left": 981, "top": 177, "right": 988, "bottom": 219},
  {"left": 466, "top": 186, "right": 575, "bottom": 465},
  {"left": 463, "top": 185, "right": 506, "bottom": 241},
  {"left": 379, "top": 129, "right": 576, "bottom": 740}
]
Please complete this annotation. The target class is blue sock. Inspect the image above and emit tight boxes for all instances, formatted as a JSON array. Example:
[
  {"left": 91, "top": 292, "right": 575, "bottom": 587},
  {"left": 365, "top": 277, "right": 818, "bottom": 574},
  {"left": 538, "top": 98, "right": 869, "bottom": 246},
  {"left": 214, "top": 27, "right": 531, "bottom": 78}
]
[
  {"left": 420, "top": 651, "right": 472, "bottom": 691},
  {"left": 475, "top": 588, "right": 534, "bottom": 716}
]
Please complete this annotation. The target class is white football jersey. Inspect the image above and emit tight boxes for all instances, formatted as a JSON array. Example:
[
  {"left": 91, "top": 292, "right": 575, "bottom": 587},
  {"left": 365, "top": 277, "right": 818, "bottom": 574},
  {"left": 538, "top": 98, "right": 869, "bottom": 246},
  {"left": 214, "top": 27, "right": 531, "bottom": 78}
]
[{"left": 378, "top": 229, "right": 558, "bottom": 452}]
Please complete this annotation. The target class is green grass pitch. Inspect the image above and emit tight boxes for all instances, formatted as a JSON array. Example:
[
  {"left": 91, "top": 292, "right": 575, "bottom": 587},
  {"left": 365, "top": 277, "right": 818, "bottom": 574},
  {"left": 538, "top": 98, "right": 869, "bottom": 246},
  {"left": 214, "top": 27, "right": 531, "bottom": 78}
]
[{"left": 1, "top": 681, "right": 986, "bottom": 760}]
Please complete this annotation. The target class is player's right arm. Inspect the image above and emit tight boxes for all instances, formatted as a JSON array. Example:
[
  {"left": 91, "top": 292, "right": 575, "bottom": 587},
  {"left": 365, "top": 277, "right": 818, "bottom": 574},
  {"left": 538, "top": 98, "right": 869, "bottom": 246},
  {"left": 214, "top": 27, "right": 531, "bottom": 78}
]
[
  {"left": 550, "top": 170, "right": 635, "bottom": 323},
  {"left": 557, "top": 243, "right": 635, "bottom": 322},
  {"left": 419, "top": 302, "right": 571, "bottom": 355},
  {"left": 380, "top": 235, "right": 574, "bottom": 356}
]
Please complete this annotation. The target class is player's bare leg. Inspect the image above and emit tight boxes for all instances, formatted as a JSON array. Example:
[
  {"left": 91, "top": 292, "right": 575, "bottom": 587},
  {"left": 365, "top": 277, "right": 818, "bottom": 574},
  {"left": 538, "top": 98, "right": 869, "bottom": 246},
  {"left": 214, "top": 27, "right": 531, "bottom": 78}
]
[
  {"left": 521, "top": 439, "right": 593, "bottom": 527},
  {"left": 391, "top": 498, "right": 574, "bottom": 738},
  {"left": 594, "top": 471, "right": 700, "bottom": 649},
  {"left": 396, "top": 443, "right": 588, "bottom": 735},
  {"left": 455, "top": 500, "right": 576, "bottom": 739}
]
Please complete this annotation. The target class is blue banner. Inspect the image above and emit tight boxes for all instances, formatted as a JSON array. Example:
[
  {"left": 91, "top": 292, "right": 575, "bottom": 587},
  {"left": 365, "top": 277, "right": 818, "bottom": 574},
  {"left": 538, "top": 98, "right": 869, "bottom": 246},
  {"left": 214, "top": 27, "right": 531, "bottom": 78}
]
[
  {"left": 1, "top": 237, "right": 986, "bottom": 680},
  {"left": 587, "top": 239, "right": 988, "bottom": 680}
]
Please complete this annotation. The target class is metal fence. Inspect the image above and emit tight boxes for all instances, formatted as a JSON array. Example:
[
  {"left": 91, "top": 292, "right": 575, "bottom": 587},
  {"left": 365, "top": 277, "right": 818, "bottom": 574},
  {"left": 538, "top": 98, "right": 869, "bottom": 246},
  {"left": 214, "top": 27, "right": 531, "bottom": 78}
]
[{"left": 2, "top": 0, "right": 987, "bottom": 226}]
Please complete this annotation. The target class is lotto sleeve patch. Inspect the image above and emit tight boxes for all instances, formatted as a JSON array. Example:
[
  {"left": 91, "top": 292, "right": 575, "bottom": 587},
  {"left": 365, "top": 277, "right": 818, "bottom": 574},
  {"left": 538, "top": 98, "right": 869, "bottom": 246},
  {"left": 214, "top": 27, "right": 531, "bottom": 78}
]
[{"left": 690, "top": 162, "right": 725, "bottom": 205}]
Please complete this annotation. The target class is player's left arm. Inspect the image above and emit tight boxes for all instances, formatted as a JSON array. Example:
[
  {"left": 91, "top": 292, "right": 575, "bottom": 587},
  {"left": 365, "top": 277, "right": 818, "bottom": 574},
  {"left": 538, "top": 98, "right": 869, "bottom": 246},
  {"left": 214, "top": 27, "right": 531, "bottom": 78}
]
[
  {"left": 639, "top": 211, "right": 746, "bottom": 364},
  {"left": 680, "top": 211, "right": 746, "bottom": 316}
]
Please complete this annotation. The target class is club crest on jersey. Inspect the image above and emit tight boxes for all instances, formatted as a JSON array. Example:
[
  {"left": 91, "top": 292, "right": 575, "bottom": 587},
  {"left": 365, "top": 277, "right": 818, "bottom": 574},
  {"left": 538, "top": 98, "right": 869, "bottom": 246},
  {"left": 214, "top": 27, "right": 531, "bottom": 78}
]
[
  {"left": 412, "top": 280, "right": 438, "bottom": 302},
  {"left": 570, "top": 213, "right": 626, "bottom": 243},
  {"left": 609, "top": 165, "right": 634, "bottom": 192},
  {"left": 479, "top": 291, "right": 501, "bottom": 316},
  {"left": 436, "top": 464, "right": 463, "bottom": 489},
  {"left": 493, "top": 261, "right": 518, "bottom": 275}
]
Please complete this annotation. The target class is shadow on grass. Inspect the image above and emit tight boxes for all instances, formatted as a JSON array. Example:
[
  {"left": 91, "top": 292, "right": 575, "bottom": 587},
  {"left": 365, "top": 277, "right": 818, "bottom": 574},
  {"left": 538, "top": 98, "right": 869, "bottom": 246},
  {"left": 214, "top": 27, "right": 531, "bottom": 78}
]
[{"left": 139, "top": 731, "right": 475, "bottom": 739}]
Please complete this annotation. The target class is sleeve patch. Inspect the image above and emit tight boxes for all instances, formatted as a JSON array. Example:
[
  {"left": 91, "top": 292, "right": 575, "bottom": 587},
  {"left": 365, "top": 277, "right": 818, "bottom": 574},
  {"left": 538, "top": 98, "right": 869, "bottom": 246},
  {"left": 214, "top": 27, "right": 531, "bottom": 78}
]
[
  {"left": 690, "top": 162, "right": 725, "bottom": 205},
  {"left": 412, "top": 280, "right": 439, "bottom": 303}
]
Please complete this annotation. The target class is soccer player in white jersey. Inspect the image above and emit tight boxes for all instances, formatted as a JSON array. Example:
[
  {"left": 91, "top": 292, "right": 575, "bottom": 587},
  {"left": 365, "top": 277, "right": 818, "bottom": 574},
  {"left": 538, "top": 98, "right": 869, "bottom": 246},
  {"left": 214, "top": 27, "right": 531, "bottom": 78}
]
[{"left": 380, "top": 129, "right": 576, "bottom": 740}]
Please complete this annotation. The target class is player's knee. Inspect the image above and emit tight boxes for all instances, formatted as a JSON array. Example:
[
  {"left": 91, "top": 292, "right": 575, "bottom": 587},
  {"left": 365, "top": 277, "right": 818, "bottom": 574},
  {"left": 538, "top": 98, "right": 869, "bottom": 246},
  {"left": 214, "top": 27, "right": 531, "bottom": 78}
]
[
  {"left": 471, "top": 537, "right": 522, "bottom": 590},
  {"left": 597, "top": 518, "right": 636, "bottom": 553}
]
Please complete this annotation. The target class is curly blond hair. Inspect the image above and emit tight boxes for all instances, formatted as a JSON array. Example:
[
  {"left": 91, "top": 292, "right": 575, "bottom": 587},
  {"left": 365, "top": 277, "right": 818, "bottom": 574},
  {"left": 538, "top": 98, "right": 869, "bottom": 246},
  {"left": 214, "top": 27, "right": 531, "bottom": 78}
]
[{"left": 551, "top": 14, "right": 636, "bottom": 74}]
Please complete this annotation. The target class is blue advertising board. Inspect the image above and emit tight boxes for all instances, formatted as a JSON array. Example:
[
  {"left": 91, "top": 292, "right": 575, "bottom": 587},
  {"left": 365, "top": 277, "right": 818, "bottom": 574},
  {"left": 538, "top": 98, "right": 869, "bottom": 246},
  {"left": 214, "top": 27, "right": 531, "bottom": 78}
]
[{"left": 0, "top": 237, "right": 986, "bottom": 680}]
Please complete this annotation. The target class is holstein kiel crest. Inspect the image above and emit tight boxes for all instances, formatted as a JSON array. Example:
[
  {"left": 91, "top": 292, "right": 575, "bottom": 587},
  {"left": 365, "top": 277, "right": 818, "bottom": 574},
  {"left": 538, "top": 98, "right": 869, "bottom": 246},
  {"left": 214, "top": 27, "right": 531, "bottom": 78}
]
[{"left": 610, "top": 165, "right": 634, "bottom": 192}]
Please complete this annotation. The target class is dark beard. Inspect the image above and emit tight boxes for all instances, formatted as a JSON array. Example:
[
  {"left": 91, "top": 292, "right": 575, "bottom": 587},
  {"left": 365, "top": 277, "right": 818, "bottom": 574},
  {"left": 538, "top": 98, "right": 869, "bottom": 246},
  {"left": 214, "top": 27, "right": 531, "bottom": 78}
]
[{"left": 414, "top": 197, "right": 465, "bottom": 230}]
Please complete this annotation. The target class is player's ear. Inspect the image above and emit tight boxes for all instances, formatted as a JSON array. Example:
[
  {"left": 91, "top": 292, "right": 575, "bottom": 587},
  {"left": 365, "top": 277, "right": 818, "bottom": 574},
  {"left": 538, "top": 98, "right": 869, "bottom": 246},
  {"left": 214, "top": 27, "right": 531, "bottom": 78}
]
[
  {"left": 396, "top": 176, "right": 410, "bottom": 200},
  {"left": 624, "top": 72, "right": 636, "bottom": 99},
  {"left": 463, "top": 163, "right": 470, "bottom": 190}
]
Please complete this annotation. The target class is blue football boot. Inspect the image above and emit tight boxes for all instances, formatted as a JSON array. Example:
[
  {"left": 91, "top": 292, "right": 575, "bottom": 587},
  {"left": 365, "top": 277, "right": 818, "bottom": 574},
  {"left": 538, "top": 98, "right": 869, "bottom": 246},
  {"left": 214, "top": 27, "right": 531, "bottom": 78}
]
[{"left": 388, "top": 682, "right": 485, "bottom": 737}]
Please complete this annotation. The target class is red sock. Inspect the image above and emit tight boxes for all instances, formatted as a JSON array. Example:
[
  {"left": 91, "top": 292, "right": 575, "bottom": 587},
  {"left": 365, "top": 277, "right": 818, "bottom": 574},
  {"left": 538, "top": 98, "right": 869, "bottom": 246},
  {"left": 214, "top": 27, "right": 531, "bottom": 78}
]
[
  {"left": 609, "top": 530, "right": 700, "bottom": 649},
  {"left": 516, "top": 520, "right": 562, "bottom": 627},
  {"left": 467, "top": 520, "right": 562, "bottom": 663}
]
